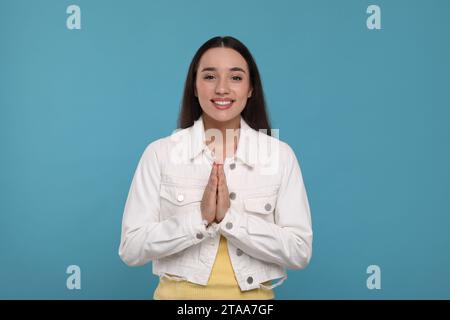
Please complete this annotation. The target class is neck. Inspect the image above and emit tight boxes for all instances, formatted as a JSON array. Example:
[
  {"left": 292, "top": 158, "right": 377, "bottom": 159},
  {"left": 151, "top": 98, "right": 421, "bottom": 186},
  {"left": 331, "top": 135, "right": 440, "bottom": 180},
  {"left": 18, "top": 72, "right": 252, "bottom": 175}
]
[
  {"left": 202, "top": 113, "right": 241, "bottom": 163},
  {"left": 202, "top": 113, "right": 240, "bottom": 132}
]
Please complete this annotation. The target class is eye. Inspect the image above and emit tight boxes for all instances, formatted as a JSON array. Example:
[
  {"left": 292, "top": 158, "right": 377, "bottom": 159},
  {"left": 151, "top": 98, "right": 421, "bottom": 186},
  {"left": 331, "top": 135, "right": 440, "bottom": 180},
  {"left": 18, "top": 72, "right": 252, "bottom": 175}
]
[
  {"left": 231, "top": 75, "right": 243, "bottom": 81},
  {"left": 203, "top": 74, "right": 215, "bottom": 80}
]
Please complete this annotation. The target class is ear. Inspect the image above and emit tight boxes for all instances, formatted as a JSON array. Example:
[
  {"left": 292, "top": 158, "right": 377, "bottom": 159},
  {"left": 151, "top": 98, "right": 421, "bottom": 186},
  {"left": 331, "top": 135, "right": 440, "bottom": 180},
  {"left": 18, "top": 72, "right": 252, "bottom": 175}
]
[{"left": 248, "top": 87, "right": 253, "bottom": 98}]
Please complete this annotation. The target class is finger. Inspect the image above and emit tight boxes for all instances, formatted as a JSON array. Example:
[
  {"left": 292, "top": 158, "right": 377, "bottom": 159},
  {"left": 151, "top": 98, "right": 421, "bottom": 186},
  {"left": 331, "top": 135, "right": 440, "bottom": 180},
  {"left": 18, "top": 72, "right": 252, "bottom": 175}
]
[
  {"left": 210, "top": 178, "right": 218, "bottom": 195},
  {"left": 218, "top": 186, "right": 229, "bottom": 202},
  {"left": 218, "top": 181, "right": 228, "bottom": 200},
  {"left": 206, "top": 164, "right": 218, "bottom": 193},
  {"left": 217, "top": 165, "right": 224, "bottom": 188},
  {"left": 217, "top": 166, "right": 229, "bottom": 197},
  {"left": 209, "top": 162, "right": 217, "bottom": 178},
  {"left": 218, "top": 164, "right": 227, "bottom": 185},
  {"left": 208, "top": 163, "right": 218, "bottom": 183}
]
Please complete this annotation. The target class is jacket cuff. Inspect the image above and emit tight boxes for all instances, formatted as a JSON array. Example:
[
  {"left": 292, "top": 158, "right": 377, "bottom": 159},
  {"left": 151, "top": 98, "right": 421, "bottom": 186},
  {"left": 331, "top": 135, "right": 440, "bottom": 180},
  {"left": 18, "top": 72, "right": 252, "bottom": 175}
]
[
  {"left": 218, "top": 207, "right": 243, "bottom": 238},
  {"left": 187, "top": 206, "right": 210, "bottom": 245}
]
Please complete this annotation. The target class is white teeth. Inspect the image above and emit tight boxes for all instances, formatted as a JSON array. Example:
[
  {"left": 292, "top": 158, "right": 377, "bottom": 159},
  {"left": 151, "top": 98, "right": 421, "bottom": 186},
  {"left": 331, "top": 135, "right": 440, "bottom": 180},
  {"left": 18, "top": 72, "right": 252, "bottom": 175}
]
[{"left": 213, "top": 100, "right": 233, "bottom": 105}]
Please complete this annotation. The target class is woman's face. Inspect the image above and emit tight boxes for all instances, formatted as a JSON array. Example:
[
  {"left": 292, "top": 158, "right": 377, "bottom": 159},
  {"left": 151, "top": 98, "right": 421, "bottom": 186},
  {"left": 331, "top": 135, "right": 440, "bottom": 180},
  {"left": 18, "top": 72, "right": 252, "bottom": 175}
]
[{"left": 195, "top": 47, "right": 253, "bottom": 123}]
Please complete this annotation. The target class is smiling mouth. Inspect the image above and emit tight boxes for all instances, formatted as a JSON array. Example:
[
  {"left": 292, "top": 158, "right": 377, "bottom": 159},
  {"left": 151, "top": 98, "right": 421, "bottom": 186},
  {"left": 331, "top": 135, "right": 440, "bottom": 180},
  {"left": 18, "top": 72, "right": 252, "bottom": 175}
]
[{"left": 211, "top": 99, "right": 235, "bottom": 110}]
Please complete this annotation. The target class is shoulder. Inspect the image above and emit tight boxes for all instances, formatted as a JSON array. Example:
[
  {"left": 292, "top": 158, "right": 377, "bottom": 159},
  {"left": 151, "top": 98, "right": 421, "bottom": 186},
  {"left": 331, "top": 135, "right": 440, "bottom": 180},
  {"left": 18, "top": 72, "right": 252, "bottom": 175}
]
[
  {"left": 252, "top": 128, "right": 298, "bottom": 161},
  {"left": 140, "top": 126, "right": 192, "bottom": 162},
  {"left": 278, "top": 139, "right": 297, "bottom": 162}
]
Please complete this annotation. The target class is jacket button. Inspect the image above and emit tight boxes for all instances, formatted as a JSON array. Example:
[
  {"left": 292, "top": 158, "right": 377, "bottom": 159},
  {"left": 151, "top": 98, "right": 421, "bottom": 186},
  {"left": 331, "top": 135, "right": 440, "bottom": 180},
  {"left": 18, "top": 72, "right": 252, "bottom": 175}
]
[
  {"left": 229, "top": 163, "right": 236, "bottom": 170},
  {"left": 177, "top": 194, "right": 184, "bottom": 202},
  {"left": 247, "top": 276, "right": 253, "bottom": 284},
  {"left": 226, "top": 222, "right": 233, "bottom": 230},
  {"left": 229, "top": 192, "right": 236, "bottom": 200},
  {"left": 264, "top": 203, "right": 272, "bottom": 211},
  {"left": 196, "top": 233, "right": 204, "bottom": 240},
  {"left": 236, "top": 248, "right": 243, "bottom": 256}
]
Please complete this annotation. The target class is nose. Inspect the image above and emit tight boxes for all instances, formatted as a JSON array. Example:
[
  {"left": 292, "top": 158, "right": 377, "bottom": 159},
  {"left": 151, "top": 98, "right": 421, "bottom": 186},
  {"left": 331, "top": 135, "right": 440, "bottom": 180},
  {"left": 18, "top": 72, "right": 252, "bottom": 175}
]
[{"left": 215, "top": 77, "right": 230, "bottom": 95}]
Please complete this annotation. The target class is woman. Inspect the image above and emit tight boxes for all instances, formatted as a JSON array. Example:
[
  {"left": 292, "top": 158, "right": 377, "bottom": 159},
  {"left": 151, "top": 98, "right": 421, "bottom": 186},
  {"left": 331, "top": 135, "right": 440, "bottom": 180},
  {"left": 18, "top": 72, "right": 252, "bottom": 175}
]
[{"left": 118, "top": 36, "right": 313, "bottom": 300}]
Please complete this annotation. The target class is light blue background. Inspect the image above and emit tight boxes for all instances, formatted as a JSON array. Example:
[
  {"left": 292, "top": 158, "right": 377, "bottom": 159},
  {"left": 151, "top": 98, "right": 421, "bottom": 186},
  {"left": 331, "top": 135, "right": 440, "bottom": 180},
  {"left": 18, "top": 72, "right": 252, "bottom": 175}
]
[{"left": 1, "top": 0, "right": 449, "bottom": 299}]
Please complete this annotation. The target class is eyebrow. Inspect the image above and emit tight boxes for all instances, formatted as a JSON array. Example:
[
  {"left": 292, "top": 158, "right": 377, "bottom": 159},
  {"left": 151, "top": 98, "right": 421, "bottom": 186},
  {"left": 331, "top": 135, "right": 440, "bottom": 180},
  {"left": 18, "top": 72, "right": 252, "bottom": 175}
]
[{"left": 200, "top": 67, "right": 246, "bottom": 73}]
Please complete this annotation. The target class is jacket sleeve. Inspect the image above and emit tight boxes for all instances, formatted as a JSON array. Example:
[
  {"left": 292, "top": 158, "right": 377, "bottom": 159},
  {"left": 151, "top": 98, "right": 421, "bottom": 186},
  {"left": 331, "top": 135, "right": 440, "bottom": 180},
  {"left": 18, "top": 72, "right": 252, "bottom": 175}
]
[
  {"left": 118, "top": 140, "right": 209, "bottom": 266},
  {"left": 218, "top": 143, "right": 313, "bottom": 270}
]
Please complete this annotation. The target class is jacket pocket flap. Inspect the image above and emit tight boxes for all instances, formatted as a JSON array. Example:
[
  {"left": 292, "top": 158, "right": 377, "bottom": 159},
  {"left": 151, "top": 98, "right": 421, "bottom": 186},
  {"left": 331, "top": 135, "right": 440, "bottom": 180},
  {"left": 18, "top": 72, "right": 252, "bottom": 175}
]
[
  {"left": 244, "top": 195, "right": 277, "bottom": 214},
  {"left": 160, "top": 184, "right": 203, "bottom": 206}
]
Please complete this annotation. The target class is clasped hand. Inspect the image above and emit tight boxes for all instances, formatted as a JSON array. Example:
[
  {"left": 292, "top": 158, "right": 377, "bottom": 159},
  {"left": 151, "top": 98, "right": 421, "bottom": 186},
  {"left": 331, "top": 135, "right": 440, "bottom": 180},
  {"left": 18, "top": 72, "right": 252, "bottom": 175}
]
[{"left": 201, "top": 163, "right": 231, "bottom": 225}]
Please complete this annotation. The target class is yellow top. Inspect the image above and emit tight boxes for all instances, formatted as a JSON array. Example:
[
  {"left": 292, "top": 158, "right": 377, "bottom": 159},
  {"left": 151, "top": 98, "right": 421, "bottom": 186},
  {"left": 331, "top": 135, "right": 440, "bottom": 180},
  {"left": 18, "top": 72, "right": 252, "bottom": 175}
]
[{"left": 153, "top": 235, "right": 274, "bottom": 300}]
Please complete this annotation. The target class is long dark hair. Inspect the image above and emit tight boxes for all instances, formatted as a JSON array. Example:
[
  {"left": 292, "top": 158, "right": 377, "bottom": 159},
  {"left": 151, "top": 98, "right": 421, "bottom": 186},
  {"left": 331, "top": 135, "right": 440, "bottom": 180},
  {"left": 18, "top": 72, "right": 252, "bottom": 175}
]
[{"left": 177, "top": 36, "right": 272, "bottom": 136}]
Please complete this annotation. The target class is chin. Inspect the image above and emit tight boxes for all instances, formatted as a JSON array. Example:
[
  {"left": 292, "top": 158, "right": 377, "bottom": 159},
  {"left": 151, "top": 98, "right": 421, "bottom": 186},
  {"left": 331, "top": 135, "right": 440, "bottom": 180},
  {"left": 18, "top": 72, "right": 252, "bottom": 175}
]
[{"left": 207, "top": 110, "right": 240, "bottom": 123}]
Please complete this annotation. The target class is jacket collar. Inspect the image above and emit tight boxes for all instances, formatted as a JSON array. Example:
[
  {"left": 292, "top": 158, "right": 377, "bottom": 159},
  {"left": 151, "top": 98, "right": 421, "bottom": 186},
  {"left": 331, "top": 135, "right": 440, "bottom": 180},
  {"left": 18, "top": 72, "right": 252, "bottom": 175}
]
[{"left": 189, "top": 114, "right": 258, "bottom": 167}]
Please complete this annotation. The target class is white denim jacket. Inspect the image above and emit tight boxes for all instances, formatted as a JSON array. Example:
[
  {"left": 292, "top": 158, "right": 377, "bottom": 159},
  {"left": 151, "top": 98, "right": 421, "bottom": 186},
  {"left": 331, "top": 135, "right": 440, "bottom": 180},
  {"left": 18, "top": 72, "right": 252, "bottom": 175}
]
[{"left": 118, "top": 115, "right": 313, "bottom": 291}]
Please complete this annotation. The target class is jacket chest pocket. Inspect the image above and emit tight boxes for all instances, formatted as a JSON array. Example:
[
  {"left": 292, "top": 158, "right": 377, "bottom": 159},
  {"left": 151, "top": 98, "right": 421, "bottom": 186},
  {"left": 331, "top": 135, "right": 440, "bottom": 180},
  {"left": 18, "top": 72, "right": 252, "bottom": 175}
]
[
  {"left": 243, "top": 193, "right": 277, "bottom": 225},
  {"left": 159, "top": 184, "right": 204, "bottom": 219}
]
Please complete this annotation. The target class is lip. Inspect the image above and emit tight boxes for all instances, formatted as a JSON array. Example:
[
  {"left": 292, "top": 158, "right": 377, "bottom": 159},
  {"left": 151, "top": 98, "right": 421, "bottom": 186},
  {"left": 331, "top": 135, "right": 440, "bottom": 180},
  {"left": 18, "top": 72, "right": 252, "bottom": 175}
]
[{"left": 211, "top": 98, "right": 235, "bottom": 110}]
